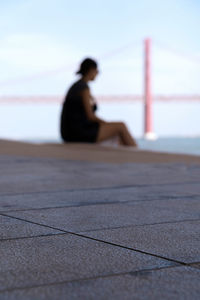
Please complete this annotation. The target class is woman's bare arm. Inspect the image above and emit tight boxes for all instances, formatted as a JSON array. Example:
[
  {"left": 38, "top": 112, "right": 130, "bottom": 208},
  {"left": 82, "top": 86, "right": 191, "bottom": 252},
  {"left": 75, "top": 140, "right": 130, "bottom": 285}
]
[{"left": 81, "top": 89, "right": 105, "bottom": 124}]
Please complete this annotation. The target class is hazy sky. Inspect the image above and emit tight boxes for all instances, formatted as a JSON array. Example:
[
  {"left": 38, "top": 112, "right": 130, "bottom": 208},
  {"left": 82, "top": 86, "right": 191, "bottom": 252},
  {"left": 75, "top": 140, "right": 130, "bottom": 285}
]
[{"left": 0, "top": 0, "right": 200, "bottom": 95}]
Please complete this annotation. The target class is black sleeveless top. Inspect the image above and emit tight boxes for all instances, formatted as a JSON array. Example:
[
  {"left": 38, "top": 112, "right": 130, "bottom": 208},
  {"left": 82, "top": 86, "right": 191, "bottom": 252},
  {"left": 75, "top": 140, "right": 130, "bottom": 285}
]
[{"left": 60, "top": 79, "right": 99, "bottom": 143}]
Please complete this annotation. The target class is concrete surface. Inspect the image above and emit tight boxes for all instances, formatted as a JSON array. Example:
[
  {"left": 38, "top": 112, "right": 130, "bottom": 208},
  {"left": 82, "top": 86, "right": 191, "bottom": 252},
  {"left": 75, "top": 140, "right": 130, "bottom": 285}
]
[{"left": 0, "top": 139, "right": 200, "bottom": 299}]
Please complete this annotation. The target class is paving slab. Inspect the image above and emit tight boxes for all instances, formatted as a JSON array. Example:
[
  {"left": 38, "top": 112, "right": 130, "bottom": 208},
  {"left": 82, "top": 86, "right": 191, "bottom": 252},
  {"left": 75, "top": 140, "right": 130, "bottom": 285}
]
[
  {"left": 0, "top": 183, "right": 200, "bottom": 213},
  {"left": 1, "top": 139, "right": 200, "bottom": 164},
  {"left": 1, "top": 140, "right": 200, "bottom": 299},
  {"left": 191, "top": 263, "right": 200, "bottom": 270},
  {"left": 0, "top": 215, "right": 61, "bottom": 240},
  {"left": 0, "top": 155, "right": 199, "bottom": 195},
  {"left": 6, "top": 198, "right": 200, "bottom": 233},
  {"left": 1, "top": 266, "right": 200, "bottom": 300},
  {"left": 0, "top": 234, "right": 173, "bottom": 293},
  {"left": 81, "top": 220, "right": 200, "bottom": 263}
]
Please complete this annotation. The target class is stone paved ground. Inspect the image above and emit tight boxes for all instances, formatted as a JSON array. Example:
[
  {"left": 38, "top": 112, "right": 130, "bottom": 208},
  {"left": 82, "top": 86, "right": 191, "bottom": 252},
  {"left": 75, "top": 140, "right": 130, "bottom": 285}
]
[{"left": 0, "top": 141, "right": 200, "bottom": 299}]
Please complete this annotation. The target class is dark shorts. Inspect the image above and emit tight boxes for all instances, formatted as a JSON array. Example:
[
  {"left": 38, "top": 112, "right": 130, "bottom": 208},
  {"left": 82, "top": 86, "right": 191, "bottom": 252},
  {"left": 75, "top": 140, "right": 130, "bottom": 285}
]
[{"left": 61, "top": 121, "right": 100, "bottom": 143}]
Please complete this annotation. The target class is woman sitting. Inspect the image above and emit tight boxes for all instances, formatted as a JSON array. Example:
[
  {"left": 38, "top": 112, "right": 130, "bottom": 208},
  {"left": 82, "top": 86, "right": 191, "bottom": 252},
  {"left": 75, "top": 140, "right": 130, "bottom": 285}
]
[{"left": 60, "top": 58, "right": 137, "bottom": 147}]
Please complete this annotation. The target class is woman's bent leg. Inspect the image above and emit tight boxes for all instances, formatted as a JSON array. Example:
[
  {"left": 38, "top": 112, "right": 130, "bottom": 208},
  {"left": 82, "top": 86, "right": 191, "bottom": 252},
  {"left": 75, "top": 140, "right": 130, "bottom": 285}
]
[{"left": 96, "top": 122, "right": 137, "bottom": 146}]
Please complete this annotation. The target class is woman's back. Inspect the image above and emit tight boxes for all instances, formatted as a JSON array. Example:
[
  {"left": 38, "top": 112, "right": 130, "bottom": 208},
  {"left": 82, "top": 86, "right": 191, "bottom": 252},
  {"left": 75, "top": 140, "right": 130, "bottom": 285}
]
[
  {"left": 62, "top": 79, "right": 88, "bottom": 121},
  {"left": 60, "top": 79, "right": 99, "bottom": 142}
]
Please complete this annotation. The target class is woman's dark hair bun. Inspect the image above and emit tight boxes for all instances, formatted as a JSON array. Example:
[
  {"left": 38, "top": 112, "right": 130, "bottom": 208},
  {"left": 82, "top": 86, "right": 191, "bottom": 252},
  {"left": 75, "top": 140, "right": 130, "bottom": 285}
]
[{"left": 76, "top": 58, "right": 98, "bottom": 75}]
